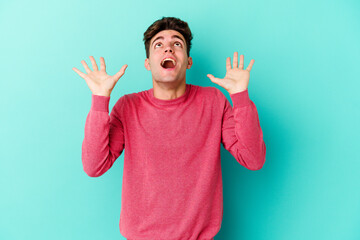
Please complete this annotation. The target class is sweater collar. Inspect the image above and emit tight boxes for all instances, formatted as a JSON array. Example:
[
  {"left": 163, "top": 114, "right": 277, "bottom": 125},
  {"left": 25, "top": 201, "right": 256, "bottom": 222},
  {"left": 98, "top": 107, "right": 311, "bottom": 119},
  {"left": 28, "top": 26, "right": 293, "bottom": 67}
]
[{"left": 147, "top": 84, "right": 192, "bottom": 106}]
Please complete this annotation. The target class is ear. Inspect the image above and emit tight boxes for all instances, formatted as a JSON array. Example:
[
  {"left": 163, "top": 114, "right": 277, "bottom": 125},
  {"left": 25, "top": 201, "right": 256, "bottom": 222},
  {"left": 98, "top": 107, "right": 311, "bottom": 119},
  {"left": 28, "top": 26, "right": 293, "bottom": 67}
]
[
  {"left": 186, "top": 56, "right": 193, "bottom": 69},
  {"left": 144, "top": 58, "right": 151, "bottom": 71}
]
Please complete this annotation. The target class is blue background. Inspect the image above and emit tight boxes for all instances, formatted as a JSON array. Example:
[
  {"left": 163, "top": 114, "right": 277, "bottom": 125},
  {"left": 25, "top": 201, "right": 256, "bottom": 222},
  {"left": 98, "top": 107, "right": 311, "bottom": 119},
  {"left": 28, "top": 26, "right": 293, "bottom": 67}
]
[{"left": 0, "top": 0, "right": 359, "bottom": 239}]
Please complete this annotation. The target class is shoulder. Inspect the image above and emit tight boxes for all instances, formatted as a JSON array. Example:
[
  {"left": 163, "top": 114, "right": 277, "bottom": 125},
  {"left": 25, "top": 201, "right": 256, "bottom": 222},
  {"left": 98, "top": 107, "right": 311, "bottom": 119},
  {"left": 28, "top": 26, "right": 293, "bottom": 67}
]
[
  {"left": 111, "top": 91, "right": 143, "bottom": 118},
  {"left": 194, "top": 84, "right": 223, "bottom": 97},
  {"left": 115, "top": 90, "right": 144, "bottom": 105},
  {"left": 113, "top": 90, "right": 151, "bottom": 115},
  {"left": 192, "top": 85, "right": 229, "bottom": 114},
  {"left": 194, "top": 84, "right": 228, "bottom": 102}
]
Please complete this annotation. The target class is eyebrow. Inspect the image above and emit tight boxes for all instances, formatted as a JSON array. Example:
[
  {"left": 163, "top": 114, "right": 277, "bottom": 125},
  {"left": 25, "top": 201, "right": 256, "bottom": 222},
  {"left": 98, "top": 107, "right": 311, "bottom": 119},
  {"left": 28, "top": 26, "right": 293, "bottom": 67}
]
[{"left": 151, "top": 35, "right": 185, "bottom": 46}]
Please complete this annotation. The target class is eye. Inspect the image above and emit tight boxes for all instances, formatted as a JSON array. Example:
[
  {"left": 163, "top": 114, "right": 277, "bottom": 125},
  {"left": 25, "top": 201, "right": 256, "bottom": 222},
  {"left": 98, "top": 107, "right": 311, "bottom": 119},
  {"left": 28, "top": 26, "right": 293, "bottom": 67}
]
[
  {"left": 155, "top": 42, "right": 162, "bottom": 48},
  {"left": 175, "top": 42, "right": 182, "bottom": 47}
]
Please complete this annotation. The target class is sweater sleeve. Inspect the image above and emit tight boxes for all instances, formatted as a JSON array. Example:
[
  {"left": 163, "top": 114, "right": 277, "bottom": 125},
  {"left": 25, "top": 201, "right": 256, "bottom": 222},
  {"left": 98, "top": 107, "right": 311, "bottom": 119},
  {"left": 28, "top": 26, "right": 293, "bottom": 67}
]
[
  {"left": 81, "top": 94, "right": 125, "bottom": 177},
  {"left": 220, "top": 89, "right": 266, "bottom": 170}
]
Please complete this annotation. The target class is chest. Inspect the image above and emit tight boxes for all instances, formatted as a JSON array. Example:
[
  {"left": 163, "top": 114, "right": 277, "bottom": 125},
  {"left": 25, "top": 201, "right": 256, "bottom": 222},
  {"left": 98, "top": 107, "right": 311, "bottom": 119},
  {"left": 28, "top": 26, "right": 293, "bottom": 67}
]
[{"left": 122, "top": 99, "right": 223, "bottom": 148}]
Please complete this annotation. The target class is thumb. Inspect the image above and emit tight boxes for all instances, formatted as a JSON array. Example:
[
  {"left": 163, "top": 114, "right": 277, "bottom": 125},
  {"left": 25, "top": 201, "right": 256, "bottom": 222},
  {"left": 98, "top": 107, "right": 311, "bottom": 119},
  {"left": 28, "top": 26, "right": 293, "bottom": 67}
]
[
  {"left": 114, "top": 64, "right": 128, "bottom": 82},
  {"left": 207, "top": 74, "right": 221, "bottom": 84}
]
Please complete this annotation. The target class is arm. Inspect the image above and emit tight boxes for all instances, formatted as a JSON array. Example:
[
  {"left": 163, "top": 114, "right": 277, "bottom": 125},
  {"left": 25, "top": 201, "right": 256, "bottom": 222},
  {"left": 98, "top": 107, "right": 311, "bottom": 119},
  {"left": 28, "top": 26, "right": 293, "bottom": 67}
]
[
  {"left": 81, "top": 94, "right": 125, "bottom": 177},
  {"left": 72, "top": 56, "right": 128, "bottom": 177},
  {"left": 207, "top": 52, "right": 266, "bottom": 170},
  {"left": 221, "top": 89, "right": 266, "bottom": 170}
]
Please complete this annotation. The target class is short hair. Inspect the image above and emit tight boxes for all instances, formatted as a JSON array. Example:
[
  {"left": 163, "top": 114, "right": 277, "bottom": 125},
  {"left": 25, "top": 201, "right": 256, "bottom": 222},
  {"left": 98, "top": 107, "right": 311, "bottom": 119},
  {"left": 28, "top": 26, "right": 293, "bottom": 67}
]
[{"left": 143, "top": 16, "right": 193, "bottom": 58}]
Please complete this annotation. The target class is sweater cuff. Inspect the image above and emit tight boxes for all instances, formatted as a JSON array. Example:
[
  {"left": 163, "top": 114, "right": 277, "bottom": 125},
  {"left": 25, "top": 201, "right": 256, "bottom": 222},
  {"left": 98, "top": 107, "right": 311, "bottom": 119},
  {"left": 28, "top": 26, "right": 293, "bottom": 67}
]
[
  {"left": 91, "top": 94, "right": 110, "bottom": 112},
  {"left": 230, "top": 89, "right": 251, "bottom": 108}
]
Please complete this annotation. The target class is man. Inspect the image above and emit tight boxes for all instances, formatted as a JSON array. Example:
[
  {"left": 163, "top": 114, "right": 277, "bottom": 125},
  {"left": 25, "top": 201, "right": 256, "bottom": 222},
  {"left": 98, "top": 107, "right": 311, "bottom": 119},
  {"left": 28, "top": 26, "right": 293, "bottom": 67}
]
[{"left": 72, "top": 16, "right": 266, "bottom": 240}]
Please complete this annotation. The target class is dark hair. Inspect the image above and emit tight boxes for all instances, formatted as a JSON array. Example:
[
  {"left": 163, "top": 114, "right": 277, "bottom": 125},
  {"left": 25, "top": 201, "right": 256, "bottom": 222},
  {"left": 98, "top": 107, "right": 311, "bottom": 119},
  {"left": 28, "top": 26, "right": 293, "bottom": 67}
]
[{"left": 143, "top": 17, "right": 193, "bottom": 58}]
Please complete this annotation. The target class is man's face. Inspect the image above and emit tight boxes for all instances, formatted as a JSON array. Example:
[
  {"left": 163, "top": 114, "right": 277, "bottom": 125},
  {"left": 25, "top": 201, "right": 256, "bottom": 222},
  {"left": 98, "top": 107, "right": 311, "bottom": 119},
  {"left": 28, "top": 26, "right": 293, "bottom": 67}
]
[{"left": 144, "top": 29, "right": 193, "bottom": 84}]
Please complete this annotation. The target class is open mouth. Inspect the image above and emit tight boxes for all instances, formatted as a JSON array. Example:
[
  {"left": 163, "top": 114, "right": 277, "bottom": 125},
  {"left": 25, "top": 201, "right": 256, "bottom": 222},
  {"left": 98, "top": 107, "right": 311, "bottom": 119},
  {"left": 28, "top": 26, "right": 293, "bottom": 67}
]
[{"left": 161, "top": 58, "right": 176, "bottom": 70}]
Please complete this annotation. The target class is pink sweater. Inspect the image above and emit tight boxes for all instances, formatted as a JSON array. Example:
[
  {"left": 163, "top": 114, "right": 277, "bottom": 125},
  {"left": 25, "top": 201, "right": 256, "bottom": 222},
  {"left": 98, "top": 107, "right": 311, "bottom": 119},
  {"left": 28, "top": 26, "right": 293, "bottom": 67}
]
[{"left": 82, "top": 83, "right": 266, "bottom": 240}]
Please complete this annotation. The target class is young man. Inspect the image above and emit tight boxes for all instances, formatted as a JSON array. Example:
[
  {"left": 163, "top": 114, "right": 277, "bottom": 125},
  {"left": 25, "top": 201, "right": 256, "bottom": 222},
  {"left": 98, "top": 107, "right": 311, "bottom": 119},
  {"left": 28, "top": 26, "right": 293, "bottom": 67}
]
[{"left": 73, "top": 17, "right": 266, "bottom": 240}]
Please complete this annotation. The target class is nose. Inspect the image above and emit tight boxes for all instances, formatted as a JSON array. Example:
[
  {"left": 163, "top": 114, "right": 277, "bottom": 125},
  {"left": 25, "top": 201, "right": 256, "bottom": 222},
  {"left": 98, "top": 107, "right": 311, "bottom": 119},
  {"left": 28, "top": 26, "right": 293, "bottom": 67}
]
[{"left": 164, "top": 44, "right": 174, "bottom": 53}]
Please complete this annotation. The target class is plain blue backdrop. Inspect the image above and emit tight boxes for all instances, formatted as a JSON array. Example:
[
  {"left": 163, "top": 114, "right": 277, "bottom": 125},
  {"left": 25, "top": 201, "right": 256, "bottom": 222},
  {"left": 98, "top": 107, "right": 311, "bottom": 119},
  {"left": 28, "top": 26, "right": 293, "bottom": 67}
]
[{"left": 0, "top": 0, "right": 359, "bottom": 239}]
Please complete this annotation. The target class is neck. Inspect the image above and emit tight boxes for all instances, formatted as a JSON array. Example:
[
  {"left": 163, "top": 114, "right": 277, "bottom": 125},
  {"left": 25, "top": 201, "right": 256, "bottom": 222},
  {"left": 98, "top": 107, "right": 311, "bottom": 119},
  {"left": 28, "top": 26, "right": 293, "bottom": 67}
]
[{"left": 152, "top": 79, "right": 187, "bottom": 100}]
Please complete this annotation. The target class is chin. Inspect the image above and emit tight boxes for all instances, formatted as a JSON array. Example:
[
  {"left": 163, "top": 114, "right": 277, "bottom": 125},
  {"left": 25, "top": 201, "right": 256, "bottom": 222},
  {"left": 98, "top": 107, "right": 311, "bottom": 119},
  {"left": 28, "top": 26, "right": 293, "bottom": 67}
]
[{"left": 155, "top": 76, "right": 178, "bottom": 82}]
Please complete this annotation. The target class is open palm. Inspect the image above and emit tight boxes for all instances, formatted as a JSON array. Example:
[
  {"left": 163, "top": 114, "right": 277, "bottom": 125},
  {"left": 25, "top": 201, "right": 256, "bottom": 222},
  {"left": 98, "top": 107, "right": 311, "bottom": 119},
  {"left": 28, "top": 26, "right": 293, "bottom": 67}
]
[
  {"left": 72, "top": 56, "right": 128, "bottom": 97},
  {"left": 207, "top": 52, "right": 254, "bottom": 94}
]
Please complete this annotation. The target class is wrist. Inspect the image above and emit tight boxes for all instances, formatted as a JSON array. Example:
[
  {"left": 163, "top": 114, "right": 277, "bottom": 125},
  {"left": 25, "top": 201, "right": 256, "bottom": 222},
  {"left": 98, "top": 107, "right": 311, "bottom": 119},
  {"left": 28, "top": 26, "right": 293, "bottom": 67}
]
[{"left": 93, "top": 91, "right": 111, "bottom": 97}]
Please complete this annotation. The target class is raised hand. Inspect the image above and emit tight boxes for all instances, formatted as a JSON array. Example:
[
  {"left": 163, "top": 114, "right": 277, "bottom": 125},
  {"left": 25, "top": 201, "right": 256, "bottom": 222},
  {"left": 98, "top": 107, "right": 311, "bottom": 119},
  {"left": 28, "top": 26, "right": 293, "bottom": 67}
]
[
  {"left": 207, "top": 52, "right": 254, "bottom": 94},
  {"left": 72, "top": 56, "right": 128, "bottom": 97}
]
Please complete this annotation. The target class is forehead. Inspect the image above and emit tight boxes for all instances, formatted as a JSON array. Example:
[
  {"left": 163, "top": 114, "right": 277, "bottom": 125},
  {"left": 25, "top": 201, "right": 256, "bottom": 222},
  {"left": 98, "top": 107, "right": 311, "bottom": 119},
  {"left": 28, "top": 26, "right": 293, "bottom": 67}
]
[{"left": 150, "top": 29, "right": 186, "bottom": 45}]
